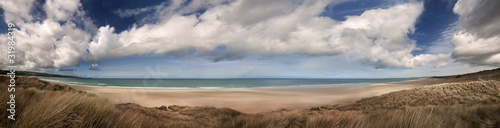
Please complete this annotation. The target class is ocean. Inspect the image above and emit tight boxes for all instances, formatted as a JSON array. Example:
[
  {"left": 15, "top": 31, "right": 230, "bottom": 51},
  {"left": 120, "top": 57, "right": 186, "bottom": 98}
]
[{"left": 38, "top": 77, "right": 420, "bottom": 89}]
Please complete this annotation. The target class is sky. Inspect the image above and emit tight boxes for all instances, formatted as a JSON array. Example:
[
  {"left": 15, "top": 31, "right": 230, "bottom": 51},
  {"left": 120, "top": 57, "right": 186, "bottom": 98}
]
[{"left": 0, "top": 0, "right": 499, "bottom": 78}]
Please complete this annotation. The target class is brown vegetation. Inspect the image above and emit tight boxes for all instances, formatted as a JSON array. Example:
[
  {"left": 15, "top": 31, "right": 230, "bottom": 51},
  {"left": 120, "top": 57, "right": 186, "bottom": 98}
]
[
  {"left": 1, "top": 68, "right": 500, "bottom": 127},
  {"left": 0, "top": 76, "right": 160, "bottom": 127},
  {"left": 320, "top": 80, "right": 500, "bottom": 111},
  {"left": 434, "top": 68, "right": 500, "bottom": 83}
]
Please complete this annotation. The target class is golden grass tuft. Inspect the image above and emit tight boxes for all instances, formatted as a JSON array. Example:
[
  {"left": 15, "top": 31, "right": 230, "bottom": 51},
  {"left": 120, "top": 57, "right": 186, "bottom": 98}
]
[
  {"left": 0, "top": 76, "right": 161, "bottom": 127},
  {"left": 365, "top": 104, "right": 500, "bottom": 128}
]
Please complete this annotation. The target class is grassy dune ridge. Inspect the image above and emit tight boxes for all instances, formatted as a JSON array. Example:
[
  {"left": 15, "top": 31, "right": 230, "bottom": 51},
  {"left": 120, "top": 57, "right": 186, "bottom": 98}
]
[
  {"left": 320, "top": 80, "right": 500, "bottom": 111},
  {"left": 434, "top": 68, "right": 500, "bottom": 83},
  {"left": 1, "top": 68, "right": 500, "bottom": 127}
]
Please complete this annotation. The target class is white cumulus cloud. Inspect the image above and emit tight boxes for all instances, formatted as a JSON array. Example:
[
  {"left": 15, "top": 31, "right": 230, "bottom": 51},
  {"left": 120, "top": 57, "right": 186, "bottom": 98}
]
[
  {"left": 1, "top": 0, "right": 451, "bottom": 71},
  {"left": 0, "top": 0, "right": 93, "bottom": 70},
  {"left": 87, "top": 0, "right": 448, "bottom": 68},
  {"left": 451, "top": 0, "right": 500, "bottom": 66}
]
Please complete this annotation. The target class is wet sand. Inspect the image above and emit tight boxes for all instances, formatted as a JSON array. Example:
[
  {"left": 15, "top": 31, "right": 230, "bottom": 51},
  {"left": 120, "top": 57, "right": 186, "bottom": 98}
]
[{"left": 69, "top": 78, "right": 443, "bottom": 113}]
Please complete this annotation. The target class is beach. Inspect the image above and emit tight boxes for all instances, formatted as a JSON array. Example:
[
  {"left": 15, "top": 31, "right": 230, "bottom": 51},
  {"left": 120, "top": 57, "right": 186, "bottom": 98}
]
[
  {"left": 2, "top": 68, "right": 499, "bottom": 127},
  {"left": 69, "top": 78, "right": 443, "bottom": 113}
]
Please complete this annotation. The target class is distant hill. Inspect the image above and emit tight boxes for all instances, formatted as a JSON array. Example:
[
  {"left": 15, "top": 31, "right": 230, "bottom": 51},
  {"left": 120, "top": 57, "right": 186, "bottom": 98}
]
[
  {"left": 432, "top": 68, "right": 500, "bottom": 83},
  {"left": 0, "top": 70, "right": 79, "bottom": 78}
]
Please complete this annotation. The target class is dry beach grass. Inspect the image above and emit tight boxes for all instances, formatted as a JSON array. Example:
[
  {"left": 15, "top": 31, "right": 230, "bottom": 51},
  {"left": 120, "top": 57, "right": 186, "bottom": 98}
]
[{"left": 1, "top": 68, "right": 500, "bottom": 127}]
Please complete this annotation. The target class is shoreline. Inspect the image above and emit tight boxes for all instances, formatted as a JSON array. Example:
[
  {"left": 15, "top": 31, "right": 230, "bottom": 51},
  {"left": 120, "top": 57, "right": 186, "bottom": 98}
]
[
  {"left": 61, "top": 78, "right": 443, "bottom": 113},
  {"left": 40, "top": 77, "right": 425, "bottom": 90}
]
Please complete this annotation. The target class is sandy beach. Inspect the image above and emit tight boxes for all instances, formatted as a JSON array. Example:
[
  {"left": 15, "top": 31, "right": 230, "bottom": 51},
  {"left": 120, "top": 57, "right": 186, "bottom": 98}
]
[{"left": 69, "top": 78, "right": 442, "bottom": 113}]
